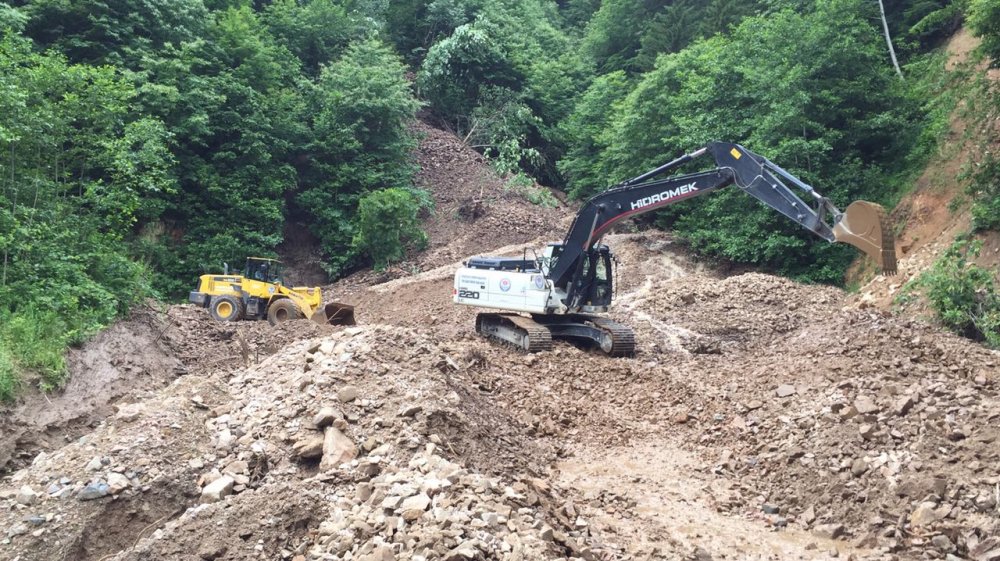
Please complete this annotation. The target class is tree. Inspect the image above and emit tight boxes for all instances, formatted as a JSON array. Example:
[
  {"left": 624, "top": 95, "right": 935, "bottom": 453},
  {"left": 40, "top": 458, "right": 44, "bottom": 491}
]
[
  {"left": 417, "top": 18, "right": 523, "bottom": 130},
  {"left": 262, "top": 0, "right": 359, "bottom": 74},
  {"left": 352, "top": 188, "right": 430, "bottom": 269},
  {"left": 968, "top": 0, "right": 1000, "bottom": 65},
  {"left": 557, "top": 71, "right": 630, "bottom": 198},
  {"left": 878, "top": 0, "right": 905, "bottom": 78},
  {"left": 297, "top": 38, "right": 420, "bottom": 275}
]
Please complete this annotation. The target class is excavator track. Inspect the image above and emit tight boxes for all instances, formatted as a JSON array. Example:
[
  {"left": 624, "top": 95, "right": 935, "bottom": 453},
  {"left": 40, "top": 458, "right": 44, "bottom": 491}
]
[
  {"left": 475, "top": 313, "right": 553, "bottom": 353},
  {"left": 586, "top": 316, "right": 636, "bottom": 357}
]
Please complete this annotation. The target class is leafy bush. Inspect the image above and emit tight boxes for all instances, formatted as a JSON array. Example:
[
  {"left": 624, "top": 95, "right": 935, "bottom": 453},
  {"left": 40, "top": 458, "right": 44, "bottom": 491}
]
[
  {"left": 0, "top": 345, "right": 17, "bottom": 402},
  {"left": 0, "top": 307, "right": 84, "bottom": 401},
  {"left": 918, "top": 239, "right": 1000, "bottom": 347},
  {"left": 968, "top": 0, "right": 1000, "bottom": 65},
  {"left": 968, "top": 152, "right": 1000, "bottom": 230},
  {"left": 504, "top": 173, "right": 559, "bottom": 207},
  {"left": 351, "top": 188, "right": 431, "bottom": 270}
]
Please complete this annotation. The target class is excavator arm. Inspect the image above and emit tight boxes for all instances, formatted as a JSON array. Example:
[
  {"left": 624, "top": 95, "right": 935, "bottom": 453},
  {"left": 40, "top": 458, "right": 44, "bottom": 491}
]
[{"left": 548, "top": 141, "right": 896, "bottom": 291}]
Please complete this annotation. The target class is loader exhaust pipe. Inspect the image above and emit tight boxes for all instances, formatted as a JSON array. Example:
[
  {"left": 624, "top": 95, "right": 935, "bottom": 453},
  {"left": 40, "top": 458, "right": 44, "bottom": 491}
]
[
  {"left": 833, "top": 201, "right": 897, "bottom": 274},
  {"left": 310, "top": 302, "right": 357, "bottom": 326}
]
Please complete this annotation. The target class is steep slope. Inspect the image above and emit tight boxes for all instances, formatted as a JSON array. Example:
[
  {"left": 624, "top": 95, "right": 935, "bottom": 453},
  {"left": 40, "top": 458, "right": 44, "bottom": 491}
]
[{"left": 856, "top": 28, "right": 1000, "bottom": 310}]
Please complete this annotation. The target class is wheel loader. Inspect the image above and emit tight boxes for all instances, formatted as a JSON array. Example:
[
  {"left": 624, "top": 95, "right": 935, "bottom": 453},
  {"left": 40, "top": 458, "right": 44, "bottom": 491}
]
[
  {"left": 453, "top": 141, "right": 897, "bottom": 355},
  {"left": 190, "top": 257, "right": 355, "bottom": 326}
]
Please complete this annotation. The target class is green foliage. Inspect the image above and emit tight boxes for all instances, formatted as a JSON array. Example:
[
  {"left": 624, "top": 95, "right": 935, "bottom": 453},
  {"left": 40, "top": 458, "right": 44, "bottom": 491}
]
[
  {"left": 917, "top": 239, "right": 1000, "bottom": 347},
  {"left": 0, "top": 30, "right": 165, "bottom": 312},
  {"left": 262, "top": 0, "right": 359, "bottom": 73},
  {"left": 468, "top": 86, "right": 542, "bottom": 175},
  {"left": 1, "top": 311, "right": 67, "bottom": 388},
  {"left": 563, "top": 0, "right": 924, "bottom": 283},
  {"left": 0, "top": 2, "right": 27, "bottom": 31},
  {"left": 968, "top": 0, "right": 1000, "bottom": 64},
  {"left": 0, "top": 345, "right": 15, "bottom": 402},
  {"left": 418, "top": 18, "right": 523, "bottom": 126},
  {"left": 21, "top": 0, "right": 209, "bottom": 66},
  {"left": 902, "top": 0, "right": 965, "bottom": 51},
  {"left": 559, "top": 0, "right": 601, "bottom": 28},
  {"left": 583, "top": 0, "right": 764, "bottom": 74},
  {"left": 504, "top": 173, "right": 559, "bottom": 207},
  {"left": 298, "top": 38, "right": 421, "bottom": 276},
  {"left": 960, "top": 13, "right": 1000, "bottom": 232},
  {"left": 968, "top": 152, "right": 1000, "bottom": 230},
  {"left": 557, "top": 70, "right": 630, "bottom": 198},
  {"left": 352, "top": 188, "right": 430, "bottom": 269}
]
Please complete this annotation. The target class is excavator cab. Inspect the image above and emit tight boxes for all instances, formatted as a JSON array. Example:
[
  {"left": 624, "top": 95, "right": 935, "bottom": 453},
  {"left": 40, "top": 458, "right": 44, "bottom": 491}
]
[{"left": 572, "top": 246, "right": 614, "bottom": 311}]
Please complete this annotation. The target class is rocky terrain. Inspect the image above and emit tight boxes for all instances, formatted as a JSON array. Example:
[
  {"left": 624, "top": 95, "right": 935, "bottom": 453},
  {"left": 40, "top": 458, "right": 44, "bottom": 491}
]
[{"left": 1, "top": 122, "right": 998, "bottom": 561}]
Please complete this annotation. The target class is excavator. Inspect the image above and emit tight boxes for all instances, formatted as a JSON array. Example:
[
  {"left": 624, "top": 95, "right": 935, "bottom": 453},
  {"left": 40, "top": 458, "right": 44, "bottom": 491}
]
[{"left": 453, "top": 142, "right": 896, "bottom": 355}]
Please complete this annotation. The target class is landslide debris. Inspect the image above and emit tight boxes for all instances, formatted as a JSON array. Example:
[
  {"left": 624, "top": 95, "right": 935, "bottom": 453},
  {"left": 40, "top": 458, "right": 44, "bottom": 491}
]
[
  {"left": 0, "top": 302, "right": 338, "bottom": 475},
  {"left": 0, "top": 326, "right": 606, "bottom": 561},
  {"left": 467, "top": 235, "right": 1000, "bottom": 559},
  {"left": 4, "top": 116, "right": 1000, "bottom": 561}
]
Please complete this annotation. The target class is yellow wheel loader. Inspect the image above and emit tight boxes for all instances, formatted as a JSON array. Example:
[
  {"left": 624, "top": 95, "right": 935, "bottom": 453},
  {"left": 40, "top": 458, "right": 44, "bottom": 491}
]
[{"left": 189, "top": 258, "right": 355, "bottom": 326}]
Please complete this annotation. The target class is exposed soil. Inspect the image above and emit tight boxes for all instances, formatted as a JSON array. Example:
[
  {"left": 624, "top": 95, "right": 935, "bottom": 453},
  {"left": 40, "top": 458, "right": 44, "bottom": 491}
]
[
  {"left": 279, "top": 223, "right": 330, "bottom": 288},
  {"left": 852, "top": 27, "right": 1000, "bottom": 312},
  {"left": 3, "top": 117, "right": 999, "bottom": 561},
  {"left": 402, "top": 121, "right": 570, "bottom": 271},
  {"left": 0, "top": 308, "right": 184, "bottom": 473}
]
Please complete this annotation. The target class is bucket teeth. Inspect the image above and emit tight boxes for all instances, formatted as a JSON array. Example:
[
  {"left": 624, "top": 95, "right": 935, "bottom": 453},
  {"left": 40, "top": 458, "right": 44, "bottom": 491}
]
[{"left": 832, "top": 201, "right": 897, "bottom": 275}]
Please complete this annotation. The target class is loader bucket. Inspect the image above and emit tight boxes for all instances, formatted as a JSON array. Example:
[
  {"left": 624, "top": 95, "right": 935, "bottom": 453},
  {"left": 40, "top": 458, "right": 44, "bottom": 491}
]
[
  {"left": 311, "top": 302, "right": 356, "bottom": 326},
  {"left": 833, "top": 201, "right": 897, "bottom": 275}
]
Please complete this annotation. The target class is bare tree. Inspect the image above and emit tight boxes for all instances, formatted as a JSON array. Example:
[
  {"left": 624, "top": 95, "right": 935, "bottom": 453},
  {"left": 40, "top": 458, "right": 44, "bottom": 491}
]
[{"left": 877, "top": 0, "right": 904, "bottom": 79}]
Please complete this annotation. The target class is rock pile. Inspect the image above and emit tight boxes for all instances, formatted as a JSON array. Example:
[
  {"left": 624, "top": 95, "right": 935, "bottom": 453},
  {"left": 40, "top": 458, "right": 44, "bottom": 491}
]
[
  {"left": 1, "top": 231, "right": 998, "bottom": 561},
  {"left": 0, "top": 326, "right": 592, "bottom": 561}
]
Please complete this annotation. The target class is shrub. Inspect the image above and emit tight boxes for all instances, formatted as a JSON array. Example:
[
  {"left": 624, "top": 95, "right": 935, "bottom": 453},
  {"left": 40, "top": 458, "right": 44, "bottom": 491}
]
[
  {"left": 351, "top": 188, "right": 431, "bottom": 270},
  {"left": 919, "top": 239, "right": 1000, "bottom": 347}
]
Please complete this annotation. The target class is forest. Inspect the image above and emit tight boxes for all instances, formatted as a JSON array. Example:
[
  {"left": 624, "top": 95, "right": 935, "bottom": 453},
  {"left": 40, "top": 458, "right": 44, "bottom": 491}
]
[{"left": 1, "top": 0, "right": 998, "bottom": 398}]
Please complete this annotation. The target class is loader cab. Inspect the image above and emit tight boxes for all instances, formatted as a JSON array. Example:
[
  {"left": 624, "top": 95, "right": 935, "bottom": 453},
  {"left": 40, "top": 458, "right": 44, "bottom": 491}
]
[{"left": 245, "top": 258, "right": 283, "bottom": 284}]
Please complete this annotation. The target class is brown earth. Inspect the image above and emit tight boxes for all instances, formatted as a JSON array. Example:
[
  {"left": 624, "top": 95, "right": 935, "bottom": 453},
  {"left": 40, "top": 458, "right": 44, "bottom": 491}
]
[
  {"left": 3, "top": 106, "right": 1000, "bottom": 560},
  {"left": 853, "top": 27, "right": 1000, "bottom": 312}
]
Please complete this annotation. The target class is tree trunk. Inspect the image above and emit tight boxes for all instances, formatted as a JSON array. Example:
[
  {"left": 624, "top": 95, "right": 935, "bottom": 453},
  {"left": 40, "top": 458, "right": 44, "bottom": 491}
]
[{"left": 878, "top": 0, "right": 904, "bottom": 79}]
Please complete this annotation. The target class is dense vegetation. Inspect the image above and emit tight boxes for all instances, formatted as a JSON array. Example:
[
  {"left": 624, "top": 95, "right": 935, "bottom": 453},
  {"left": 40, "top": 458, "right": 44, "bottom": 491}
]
[
  {"left": 0, "top": 0, "right": 981, "bottom": 398},
  {"left": 967, "top": 0, "right": 1000, "bottom": 231},
  {"left": 925, "top": 0, "right": 1000, "bottom": 349},
  {"left": 916, "top": 239, "right": 1000, "bottom": 347}
]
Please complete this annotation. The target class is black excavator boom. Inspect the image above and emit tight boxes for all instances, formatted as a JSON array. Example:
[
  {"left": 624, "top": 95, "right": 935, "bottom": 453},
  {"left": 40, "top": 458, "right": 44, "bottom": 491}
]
[
  {"left": 456, "top": 141, "right": 896, "bottom": 356},
  {"left": 549, "top": 142, "right": 896, "bottom": 296}
]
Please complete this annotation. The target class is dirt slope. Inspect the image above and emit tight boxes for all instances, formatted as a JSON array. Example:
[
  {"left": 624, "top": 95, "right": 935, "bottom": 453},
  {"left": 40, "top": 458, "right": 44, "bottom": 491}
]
[
  {"left": 2, "top": 122, "right": 999, "bottom": 561},
  {"left": 855, "top": 28, "right": 1000, "bottom": 311}
]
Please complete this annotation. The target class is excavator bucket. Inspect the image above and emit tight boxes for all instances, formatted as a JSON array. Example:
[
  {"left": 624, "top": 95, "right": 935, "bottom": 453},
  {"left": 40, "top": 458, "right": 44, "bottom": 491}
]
[
  {"left": 832, "top": 201, "right": 897, "bottom": 274},
  {"left": 310, "top": 302, "right": 357, "bottom": 326}
]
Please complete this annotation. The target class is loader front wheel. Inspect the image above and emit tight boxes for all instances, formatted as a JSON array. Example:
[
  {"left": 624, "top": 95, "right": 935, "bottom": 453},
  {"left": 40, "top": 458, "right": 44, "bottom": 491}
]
[
  {"left": 210, "top": 295, "right": 244, "bottom": 322},
  {"left": 267, "top": 299, "right": 302, "bottom": 326}
]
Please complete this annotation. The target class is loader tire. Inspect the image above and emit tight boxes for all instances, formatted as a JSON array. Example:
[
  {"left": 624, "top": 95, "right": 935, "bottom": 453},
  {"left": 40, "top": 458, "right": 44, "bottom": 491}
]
[
  {"left": 267, "top": 298, "right": 302, "bottom": 326},
  {"left": 210, "top": 295, "right": 244, "bottom": 322}
]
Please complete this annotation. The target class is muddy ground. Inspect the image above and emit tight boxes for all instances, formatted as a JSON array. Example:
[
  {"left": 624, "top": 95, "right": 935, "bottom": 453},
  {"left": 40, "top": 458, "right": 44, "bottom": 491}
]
[{"left": 2, "top": 109, "right": 999, "bottom": 561}]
